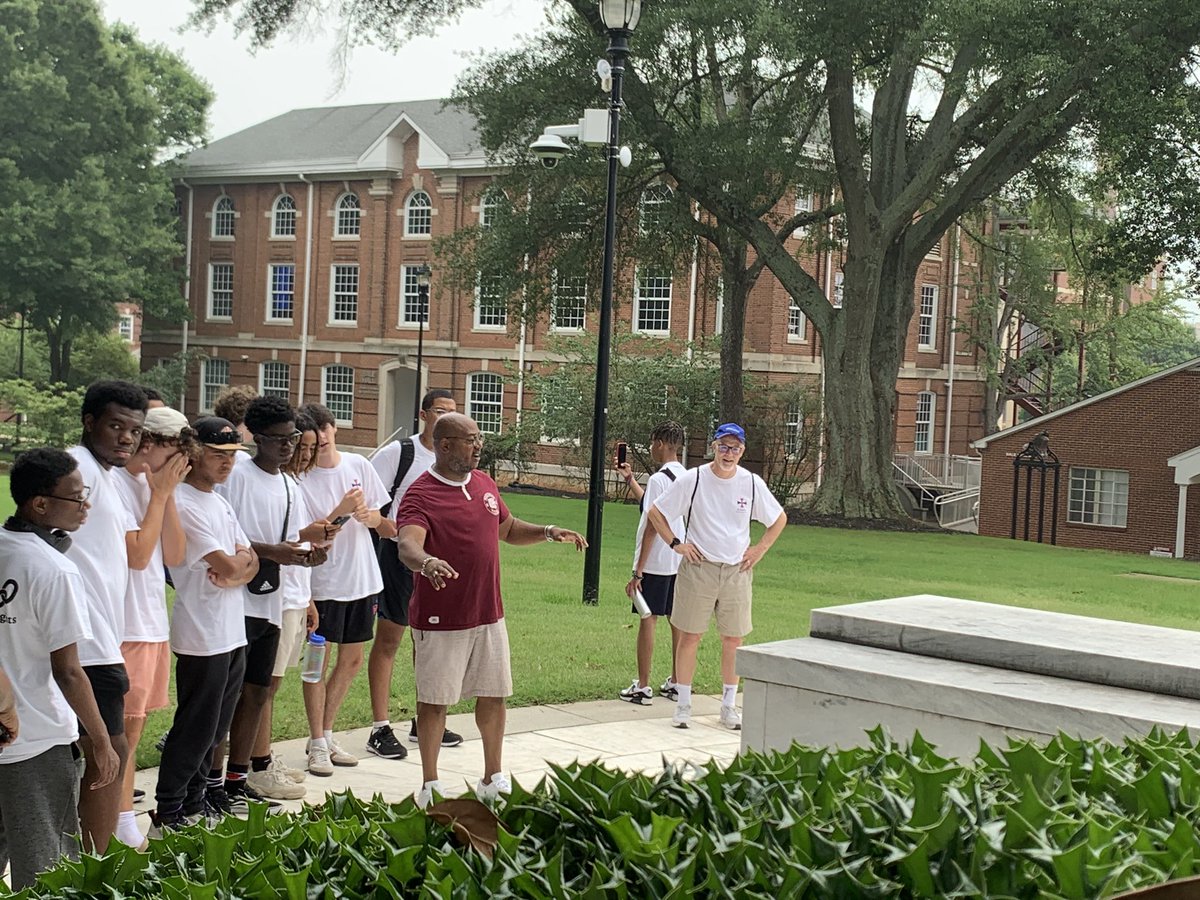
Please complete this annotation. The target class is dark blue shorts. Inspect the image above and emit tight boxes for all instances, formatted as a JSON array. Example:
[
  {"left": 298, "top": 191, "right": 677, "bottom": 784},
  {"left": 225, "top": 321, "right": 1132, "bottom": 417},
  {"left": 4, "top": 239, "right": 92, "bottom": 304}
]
[{"left": 632, "top": 573, "right": 676, "bottom": 617}]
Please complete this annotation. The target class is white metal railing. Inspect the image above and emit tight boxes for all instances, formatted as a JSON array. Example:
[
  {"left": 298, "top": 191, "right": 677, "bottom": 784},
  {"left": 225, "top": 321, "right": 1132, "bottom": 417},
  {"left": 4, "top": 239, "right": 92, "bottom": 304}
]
[
  {"left": 892, "top": 453, "right": 980, "bottom": 490},
  {"left": 933, "top": 486, "right": 980, "bottom": 531}
]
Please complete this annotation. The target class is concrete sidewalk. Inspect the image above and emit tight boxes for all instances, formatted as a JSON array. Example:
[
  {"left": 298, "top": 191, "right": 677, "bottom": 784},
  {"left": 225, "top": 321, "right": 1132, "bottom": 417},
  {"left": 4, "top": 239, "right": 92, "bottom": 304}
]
[{"left": 133, "top": 694, "right": 742, "bottom": 816}]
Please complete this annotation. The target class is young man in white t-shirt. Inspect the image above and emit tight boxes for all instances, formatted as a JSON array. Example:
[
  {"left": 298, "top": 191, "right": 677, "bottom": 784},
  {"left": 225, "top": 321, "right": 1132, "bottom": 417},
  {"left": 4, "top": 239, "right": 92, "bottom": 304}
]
[
  {"left": 648, "top": 423, "right": 787, "bottom": 730},
  {"left": 614, "top": 421, "right": 687, "bottom": 705},
  {"left": 112, "top": 407, "right": 190, "bottom": 849},
  {"left": 366, "top": 388, "right": 463, "bottom": 759},
  {"left": 297, "top": 403, "right": 392, "bottom": 776},
  {"left": 0, "top": 448, "right": 119, "bottom": 889},
  {"left": 152, "top": 417, "right": 260, "bottom": 833},
  {"left": 65, "top": 380, "right": 147, "bottom": 853}
]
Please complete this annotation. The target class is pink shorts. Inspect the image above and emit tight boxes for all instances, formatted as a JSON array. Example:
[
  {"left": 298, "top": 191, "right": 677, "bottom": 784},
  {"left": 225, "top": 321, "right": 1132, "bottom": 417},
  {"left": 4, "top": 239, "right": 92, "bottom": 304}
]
[{"left": 121, "top": 640, "right": 171, "bottom": 718}]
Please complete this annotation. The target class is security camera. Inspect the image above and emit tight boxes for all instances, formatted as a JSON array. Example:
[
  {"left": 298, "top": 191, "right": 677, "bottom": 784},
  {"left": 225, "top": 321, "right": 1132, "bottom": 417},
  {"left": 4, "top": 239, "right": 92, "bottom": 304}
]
[{"left": 530, "top": 133, "right": 570, "bottom": 169}]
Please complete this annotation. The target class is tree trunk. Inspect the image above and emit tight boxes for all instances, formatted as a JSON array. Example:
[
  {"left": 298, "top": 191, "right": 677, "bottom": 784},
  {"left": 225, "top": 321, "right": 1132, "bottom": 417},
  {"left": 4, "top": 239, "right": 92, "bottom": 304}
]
[
  {"left": 46, "top": 328, "right": 71, "bottom": 385},
  {"left": 718, "top": 271, "right": 748, "bottom": 428}
]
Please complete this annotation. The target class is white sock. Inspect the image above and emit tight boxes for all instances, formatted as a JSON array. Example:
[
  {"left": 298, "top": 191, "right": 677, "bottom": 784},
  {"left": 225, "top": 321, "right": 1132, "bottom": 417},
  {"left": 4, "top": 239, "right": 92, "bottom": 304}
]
[
  {"left": 423, "top": 780, "right": 440, "bottom": 790},
  {"left": 372, "top": 720, "right": 389, "bottom": 731},
  {"left": 664, "top": 676, "right": 676, "bottom": 687},
  {"left": 310, "top": 737, "right": 329, "bottom": 751},
  {"left": 116, "top": 810, "right": 143, "bottom": 847},
  {"left": 323, "top": 729, "right": 334, "bottom": 745},
  {"left": 722, "top": 684, "right": 738, "bottom": 707},
  {"left": 676, "top": 684, "right": 692, "bottom": 705}
]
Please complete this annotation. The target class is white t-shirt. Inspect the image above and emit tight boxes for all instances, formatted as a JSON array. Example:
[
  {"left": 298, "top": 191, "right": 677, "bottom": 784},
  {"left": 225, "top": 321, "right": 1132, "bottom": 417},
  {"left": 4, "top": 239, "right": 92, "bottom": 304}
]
[
  {"left": 372, "top": 438, "right": 435, "bottom": 544},
  {"left": 65, "top": 447, "right": 138, "bottom": 666},
  {"left": 652, "top": 465, "right": 785, "bottom": 565},
  {"left": 0, "top": 528, "right": 93, "bottom": 764},
  {"left": 633, "top": 461, "right": 687, "bottom": 577},
  {"left": 113, "top": 469, "right": 170, "bottom": 643},
  {"left": 167, "top": 484, "right": 251, "bottom": 656},
  {"left": 300, "top": 453, "right": 389, "bottom": 602},
  {"left": 218, "top": 461, "right": 306, "bottom": 625}
]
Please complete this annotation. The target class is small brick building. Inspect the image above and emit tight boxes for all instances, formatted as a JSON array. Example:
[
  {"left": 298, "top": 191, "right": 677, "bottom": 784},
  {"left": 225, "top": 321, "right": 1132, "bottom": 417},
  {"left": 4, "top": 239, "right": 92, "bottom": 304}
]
[{"left": 974, "top": 358, "right": 1200, "bottom": 558}]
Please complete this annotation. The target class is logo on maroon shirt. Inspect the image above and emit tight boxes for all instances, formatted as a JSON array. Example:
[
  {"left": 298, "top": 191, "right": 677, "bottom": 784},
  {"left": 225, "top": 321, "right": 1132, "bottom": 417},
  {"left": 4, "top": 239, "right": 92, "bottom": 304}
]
[{"left": 483, "top": 492, "right": 500, "bottom": 516}]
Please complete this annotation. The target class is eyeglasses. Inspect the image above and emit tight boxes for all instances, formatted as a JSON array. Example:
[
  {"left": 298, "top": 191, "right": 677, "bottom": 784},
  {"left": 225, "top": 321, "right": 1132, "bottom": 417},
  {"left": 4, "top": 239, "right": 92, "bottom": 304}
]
[
  {"left": 43, "top": 485, "right": 92, "bottom": 508},
  {"left": 714, "top": 443, "right": 744, "bottom": 455},
  {"left": 255, "top": 431, "right": 303, "bottom": 446},
  {"left": 446, "top": 434, "right": 485, "bottom": 447}
]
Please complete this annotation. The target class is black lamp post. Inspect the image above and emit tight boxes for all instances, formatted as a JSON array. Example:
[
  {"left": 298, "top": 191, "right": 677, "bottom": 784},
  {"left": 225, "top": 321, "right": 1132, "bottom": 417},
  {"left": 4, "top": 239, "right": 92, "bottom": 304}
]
[
  {"left": 411, "top": 264, "right": 432, "bottom": 435},
  {"left": 582, "top": 0, "right": 642, "bottom": 605}
]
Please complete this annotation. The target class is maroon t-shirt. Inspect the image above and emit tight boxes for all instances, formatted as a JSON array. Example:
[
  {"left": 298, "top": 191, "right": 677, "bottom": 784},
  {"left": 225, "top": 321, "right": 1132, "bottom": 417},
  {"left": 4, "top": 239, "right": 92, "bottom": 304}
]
[{"left": 395, "top": 469, "right": 510, "bottom": 630}]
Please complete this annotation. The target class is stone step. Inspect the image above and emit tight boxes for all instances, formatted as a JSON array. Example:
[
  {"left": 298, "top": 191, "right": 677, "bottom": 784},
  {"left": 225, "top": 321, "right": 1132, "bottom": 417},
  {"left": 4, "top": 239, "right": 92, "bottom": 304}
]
[
  {"left": 809, "top": 594, "right": 1200, "bottom": 701},
  {"left": 737, "top": 636, "right": 1200, "bottom": 758}
]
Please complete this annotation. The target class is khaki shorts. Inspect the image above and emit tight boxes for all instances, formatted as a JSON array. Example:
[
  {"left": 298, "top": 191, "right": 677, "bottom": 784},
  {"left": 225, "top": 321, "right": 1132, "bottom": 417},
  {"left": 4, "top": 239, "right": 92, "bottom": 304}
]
[
  {"left": 670, "top": 560, "right": 753, "bottom": 637},
  {"left": 272, "top": 607, "right": 309, "bottom": 679},
  {"left": 120, "top": 641, "right": 170, "bottom": 718},
  {"left": 412, "top": 620, "right": 513, "bottom": 706}
]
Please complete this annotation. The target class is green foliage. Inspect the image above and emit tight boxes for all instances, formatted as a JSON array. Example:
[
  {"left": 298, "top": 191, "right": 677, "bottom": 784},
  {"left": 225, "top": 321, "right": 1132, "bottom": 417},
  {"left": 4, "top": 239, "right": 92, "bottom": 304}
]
[
  {"left": 67, "top": 331, "right": 139, "bottom": 386},
  {"left": 0, "top": 0, "right": 210, "bottom": 382},
  {"left": 134, "top": 349, "right": 206, "bottom": 408},
  {"left": 750, "top": 378, "right": 821, "bottom": 507},
  {"left": 0, "top": 379, "right": 84, "bottom": 449},
  {"left": 478, "top": 422, "right": 537, "bottom": 485},
  {"left": 20, "top": 731, "right": 1200, "bottom": 898}
]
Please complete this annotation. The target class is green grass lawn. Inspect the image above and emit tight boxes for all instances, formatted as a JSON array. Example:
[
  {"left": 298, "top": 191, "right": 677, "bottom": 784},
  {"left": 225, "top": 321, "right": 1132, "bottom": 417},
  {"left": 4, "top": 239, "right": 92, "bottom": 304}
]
[{"left": 4, "top": 475, "right": 1200, "bottom": 766}]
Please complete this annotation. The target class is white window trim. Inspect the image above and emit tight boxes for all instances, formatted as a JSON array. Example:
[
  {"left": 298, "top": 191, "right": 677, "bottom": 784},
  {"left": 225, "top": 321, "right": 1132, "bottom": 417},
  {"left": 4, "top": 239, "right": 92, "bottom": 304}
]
[
  {"left": 117, "top": 314, "right": 135, "bottom": 342},
  {"left": 258, "top": 361, "right": 291, "bottom": 400},
  {"left": 328, "top": 263, "right": 359, "bottom": 327},
  {"left": 639, "top": 183, "right": 673, "bottom": 235},
  {"left": 787, "top": 300, "right": 807, "bottom": 343},
  {"left": 333, "top": 192, "right": 362, "bottom": 241},
  {"left": 397, "top": 264, "right": 430, "bottom": 331},
  {"left": 914, "top": 391, "right": 935, "bottom": 455},
  {"left": 467, "top": 372, "right": 504, "bottom": 434},
  {"left": 404, "top": 191, "right": 433, "bottom": 238},
  {"left": 207, "top": 262, "right": 233, "bottom": 321},
  {"left": 918, "top": 283, "right": 939, "bottom": 350},
  {"left": 832, "top": 271, "right": 845, "bottom": 309},
  {"left": 479, "top": 188, "right": 505, "bottom": 228},
  {"left": 265, "top": 263, "right": 296, "bottom": 324},
  {"left": 550, "top": 271, "right": 587, "bottom": 333},
  {"left": 792, "top": 190, "right": 814, "bottom": 238},
  {"left": 211, "top": 196, "right": 237, "bottom": 241},
  {"left": 270, "top": 195, "right": 298, "bottom": 241},
  {"left": 321, "top": 365, "right": 355, "bottom": 427},
  {"left": 473, "top": 274, "right": 507, "bottom": 332},
  {"left": 201, "top": 359, "right": 229, "bottom": 414},
  {"left": 1068, "top": 467, "right": 1130, "bottom": 529},
  {"left": 632, "top": 267, "right": 673, "bottom": 336}
]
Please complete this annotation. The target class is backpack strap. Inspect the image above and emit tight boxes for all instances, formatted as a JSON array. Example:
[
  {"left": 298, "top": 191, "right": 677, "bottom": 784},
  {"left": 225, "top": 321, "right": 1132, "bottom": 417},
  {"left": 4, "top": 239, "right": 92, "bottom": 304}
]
[
  {"left": 637, "top": 464, "right": 679, "bottom": 513},
  {"left": 683, "top": 468, "right": 701, "bottom": 541},
  {"left": 381, "top": 437, "right": 417, "bottom": 517}
]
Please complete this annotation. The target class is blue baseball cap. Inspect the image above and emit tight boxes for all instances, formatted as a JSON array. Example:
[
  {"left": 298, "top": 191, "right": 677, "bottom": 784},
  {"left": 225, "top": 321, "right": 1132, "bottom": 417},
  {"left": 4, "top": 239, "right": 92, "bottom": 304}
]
[{"left": 712, "top": 423, "right": 746, "bottom": 443}]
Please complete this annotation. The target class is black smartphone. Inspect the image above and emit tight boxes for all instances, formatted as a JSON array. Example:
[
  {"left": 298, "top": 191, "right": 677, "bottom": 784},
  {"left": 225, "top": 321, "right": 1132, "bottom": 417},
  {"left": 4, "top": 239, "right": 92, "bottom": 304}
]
[
  {"left": 331, "top": 514, "right": 351, "bottom": 527},
  {"left": 616, "top": 441, "right": 628, "bottom": 465},
  {"left": 0, "top": 722, "right": 10, "bottom": 750}
]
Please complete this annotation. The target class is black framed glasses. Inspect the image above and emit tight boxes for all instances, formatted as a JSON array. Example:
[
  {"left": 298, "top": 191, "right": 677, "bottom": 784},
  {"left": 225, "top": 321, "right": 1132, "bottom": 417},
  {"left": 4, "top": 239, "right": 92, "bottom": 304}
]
[
  {"left": 255, "top": 431, "right": 303, "bottom": 446},
  {"left": 446, "top": 434, "right": 485, "bottom": 447},
  {"left": 44, "top": 485, "right": 92, "bottom": 508},
  {"left": 714, "top": 443, "right": 744, "bottom": 455}
]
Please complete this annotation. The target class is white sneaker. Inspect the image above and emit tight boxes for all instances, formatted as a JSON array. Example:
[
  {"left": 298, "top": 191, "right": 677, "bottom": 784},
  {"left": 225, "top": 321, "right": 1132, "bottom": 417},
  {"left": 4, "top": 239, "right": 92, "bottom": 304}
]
[
  {"left": 719, "top": 705, "right": 742, "bottom": 731},
  {"left": 475, "top": 772, "right": 512, "bottom": 802},
  {"left": 416, "top": 780, "right": 445, "bottom": 809},
  {"left": 247, "top": 764, "right": 307, "bottom": 800},
  {"left": 672, "top": 703, "right": 692, "bottom": 728},
  {"left": 307, "top": 744, "right": 334, "bottom": 777},
  {"left": 328, "top": 738, "right": 359, "bottom": 767},
  {"left": 272, "top": 756, "right": 307, "bottom": 783},
  {"left": 618, "top": 680, "right": 653, "bottom": 705}
]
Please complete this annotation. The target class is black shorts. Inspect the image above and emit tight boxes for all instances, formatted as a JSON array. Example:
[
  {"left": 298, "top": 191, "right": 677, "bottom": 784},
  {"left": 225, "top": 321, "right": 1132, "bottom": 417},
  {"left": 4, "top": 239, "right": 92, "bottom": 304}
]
[
  {"left": 80, "top": 663, "right": 130, "bottom": 737},
  {"left": 631, "top": 573, "right": 676, "bottom": 618},
  {"left": 376, "top": 552, "right": 413, "bottom": 627},
  {"left": 315, "top": 596, "right": 377, "bottom": 645},
  {"left": 243, "top": 617, "right": 282, "bottom": 687}
]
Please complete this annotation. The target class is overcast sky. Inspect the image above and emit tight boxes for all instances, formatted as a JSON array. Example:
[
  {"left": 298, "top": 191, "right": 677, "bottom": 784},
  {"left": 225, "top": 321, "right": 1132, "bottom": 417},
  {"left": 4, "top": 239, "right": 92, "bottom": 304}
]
[{"left": 100, "top": 0, "right": 547, "bottom": 140}]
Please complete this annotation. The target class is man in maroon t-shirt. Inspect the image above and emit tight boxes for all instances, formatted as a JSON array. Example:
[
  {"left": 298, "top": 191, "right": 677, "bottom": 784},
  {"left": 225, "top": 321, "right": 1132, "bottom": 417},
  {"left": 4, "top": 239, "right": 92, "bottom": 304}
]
[{"left": 395, "top": 413, "right": 585, "bottom": 808}]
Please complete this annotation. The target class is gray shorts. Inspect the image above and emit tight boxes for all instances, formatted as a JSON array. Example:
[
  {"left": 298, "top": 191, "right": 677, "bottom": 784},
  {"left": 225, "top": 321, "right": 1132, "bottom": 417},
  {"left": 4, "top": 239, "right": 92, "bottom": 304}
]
[
  {"left": 412, "top": 620, "right": 513, "bottom": 706},
  {"left": 0, "top": 743, "right": 82, "bottom": 890}
]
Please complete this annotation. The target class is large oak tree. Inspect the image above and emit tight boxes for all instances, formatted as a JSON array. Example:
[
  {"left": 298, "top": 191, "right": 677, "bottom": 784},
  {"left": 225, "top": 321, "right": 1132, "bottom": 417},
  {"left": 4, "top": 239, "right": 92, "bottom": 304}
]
[{"left": 196, "top": 0, "right": 1200, "bottom": 517}]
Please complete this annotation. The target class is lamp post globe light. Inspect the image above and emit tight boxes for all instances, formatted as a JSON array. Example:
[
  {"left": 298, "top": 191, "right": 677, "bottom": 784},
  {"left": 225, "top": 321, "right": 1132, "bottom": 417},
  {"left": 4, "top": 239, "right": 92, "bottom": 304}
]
[
  {"left": 411, "top": 263, "right": 432, "bottom": 435},
  {"left": 581, "top": 0, "right": 641, "bottom": 605}
]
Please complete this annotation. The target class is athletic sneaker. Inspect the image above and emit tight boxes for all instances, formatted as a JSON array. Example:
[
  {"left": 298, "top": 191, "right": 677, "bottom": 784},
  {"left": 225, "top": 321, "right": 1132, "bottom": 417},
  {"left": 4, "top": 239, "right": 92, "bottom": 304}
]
[
  {"left": 271, "top": 756, "right": 307, "bottom": 784},
  {"left": 719, "top": 705, "right": 742, "bottom": 731},
  {"left": 408, "top": 719, "right": 465, "bottom": 747},
  {"left": 660, "top": 679, "right": 679, "bottom": 701},
  {"left": 618, "top": 681, "right": 653, "bottom": 705},
  {"left": 415, "top": 780, "right": 444, "bottom": 809},
  {"left": 307, "top": 744, "right": 335, "bottom": 777},
  {"left": 475, "top": 772, "right": 512, "bottom": 803},
  {"left": 329, "top": 738, "right": 359, "bottom": 767},
  {"left": 366, "top": 725, "right": 408, "bottom": 760},
  {"left": 147, "top": 809, "right": 200, "bottom": 839},
  {"left": 672, "top": 703, "right": 692, "bottom": 729},
  {"left": 132, "top": 788, "right": 146, "bottom": 802},
  {"left": 226, "top": 781, "right": 285, "bottom": 814},
  {"left": 247, "top": 765, "right": 307, "bottom": 801},
  {"left": 204, "top": 784, "right": 234, "bottom": 818}
]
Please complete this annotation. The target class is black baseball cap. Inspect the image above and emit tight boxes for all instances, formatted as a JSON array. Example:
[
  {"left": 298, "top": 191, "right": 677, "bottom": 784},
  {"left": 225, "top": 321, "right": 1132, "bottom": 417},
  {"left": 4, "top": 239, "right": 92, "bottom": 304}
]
[{"left": 192, "top": 416, "right": 244, "bottom": 450}]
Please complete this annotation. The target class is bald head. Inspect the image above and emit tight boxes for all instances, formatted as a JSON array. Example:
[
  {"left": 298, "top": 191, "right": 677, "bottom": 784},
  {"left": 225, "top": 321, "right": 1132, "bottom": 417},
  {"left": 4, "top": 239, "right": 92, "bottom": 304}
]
[
  {"left": 432, "top": 412, "right": 475, "bottom": 442},
  {"left": 431, "top": 412, "right": 484, "bottom": 477}
]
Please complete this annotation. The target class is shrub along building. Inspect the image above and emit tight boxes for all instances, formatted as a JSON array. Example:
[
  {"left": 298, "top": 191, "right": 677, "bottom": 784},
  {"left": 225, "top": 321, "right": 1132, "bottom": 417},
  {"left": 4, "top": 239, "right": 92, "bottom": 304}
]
[
  {"left": 143, "top": 99, "right": 994, "bottom": 486},
  {"left": 973, "top": 358, "right": 1200, "bottom": 558}
]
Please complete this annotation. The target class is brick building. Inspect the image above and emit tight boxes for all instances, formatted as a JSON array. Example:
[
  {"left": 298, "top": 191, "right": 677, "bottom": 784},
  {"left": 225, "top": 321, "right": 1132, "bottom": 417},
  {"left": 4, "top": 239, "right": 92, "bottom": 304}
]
[
  {"left": 974, "top": 358, "right": 1200, "bottom": 557},
  {"left": 142, "top": 100, "right": 993, "bottom": 483}
]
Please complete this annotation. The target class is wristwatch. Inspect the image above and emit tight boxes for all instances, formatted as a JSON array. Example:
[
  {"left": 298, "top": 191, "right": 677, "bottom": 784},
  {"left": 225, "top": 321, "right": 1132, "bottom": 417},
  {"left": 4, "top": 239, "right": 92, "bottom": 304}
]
[
  {"left": 669, "top": 537, "right": 681, "bottom": 548},
  {"left": 631, "top": 570, "right": 642, "bottom": 580}
]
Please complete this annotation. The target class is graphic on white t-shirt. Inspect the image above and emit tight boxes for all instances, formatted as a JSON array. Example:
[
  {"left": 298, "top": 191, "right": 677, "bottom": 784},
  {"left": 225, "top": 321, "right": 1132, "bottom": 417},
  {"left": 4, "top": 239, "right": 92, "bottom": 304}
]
[
  {"left": 301, "top": 453, "right": 389, "bottom": 602},
  {"left": 652, "top": 465, "right": 784, "bottom": 565}
]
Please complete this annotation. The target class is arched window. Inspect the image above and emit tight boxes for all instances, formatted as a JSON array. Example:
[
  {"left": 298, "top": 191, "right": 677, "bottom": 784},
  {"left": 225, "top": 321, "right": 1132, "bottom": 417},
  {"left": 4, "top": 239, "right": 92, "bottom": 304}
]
[
  {"left": 639, "top": 183, "right": 673, "bottom": 234},
  {"left": 212, "top": 196, "right": 235, "bottom": 238},
  {"left": 272, "top": 195, "right": 297, "bottom": 238},
  {"left": 480, "top": 188, "right": 507, "bottom": 228},
  {"left": 335, "top": 193, "right": 361, "bottom": 237},
  {"left": 405, "top": 191, "right": 433, "bottom": 236}
]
